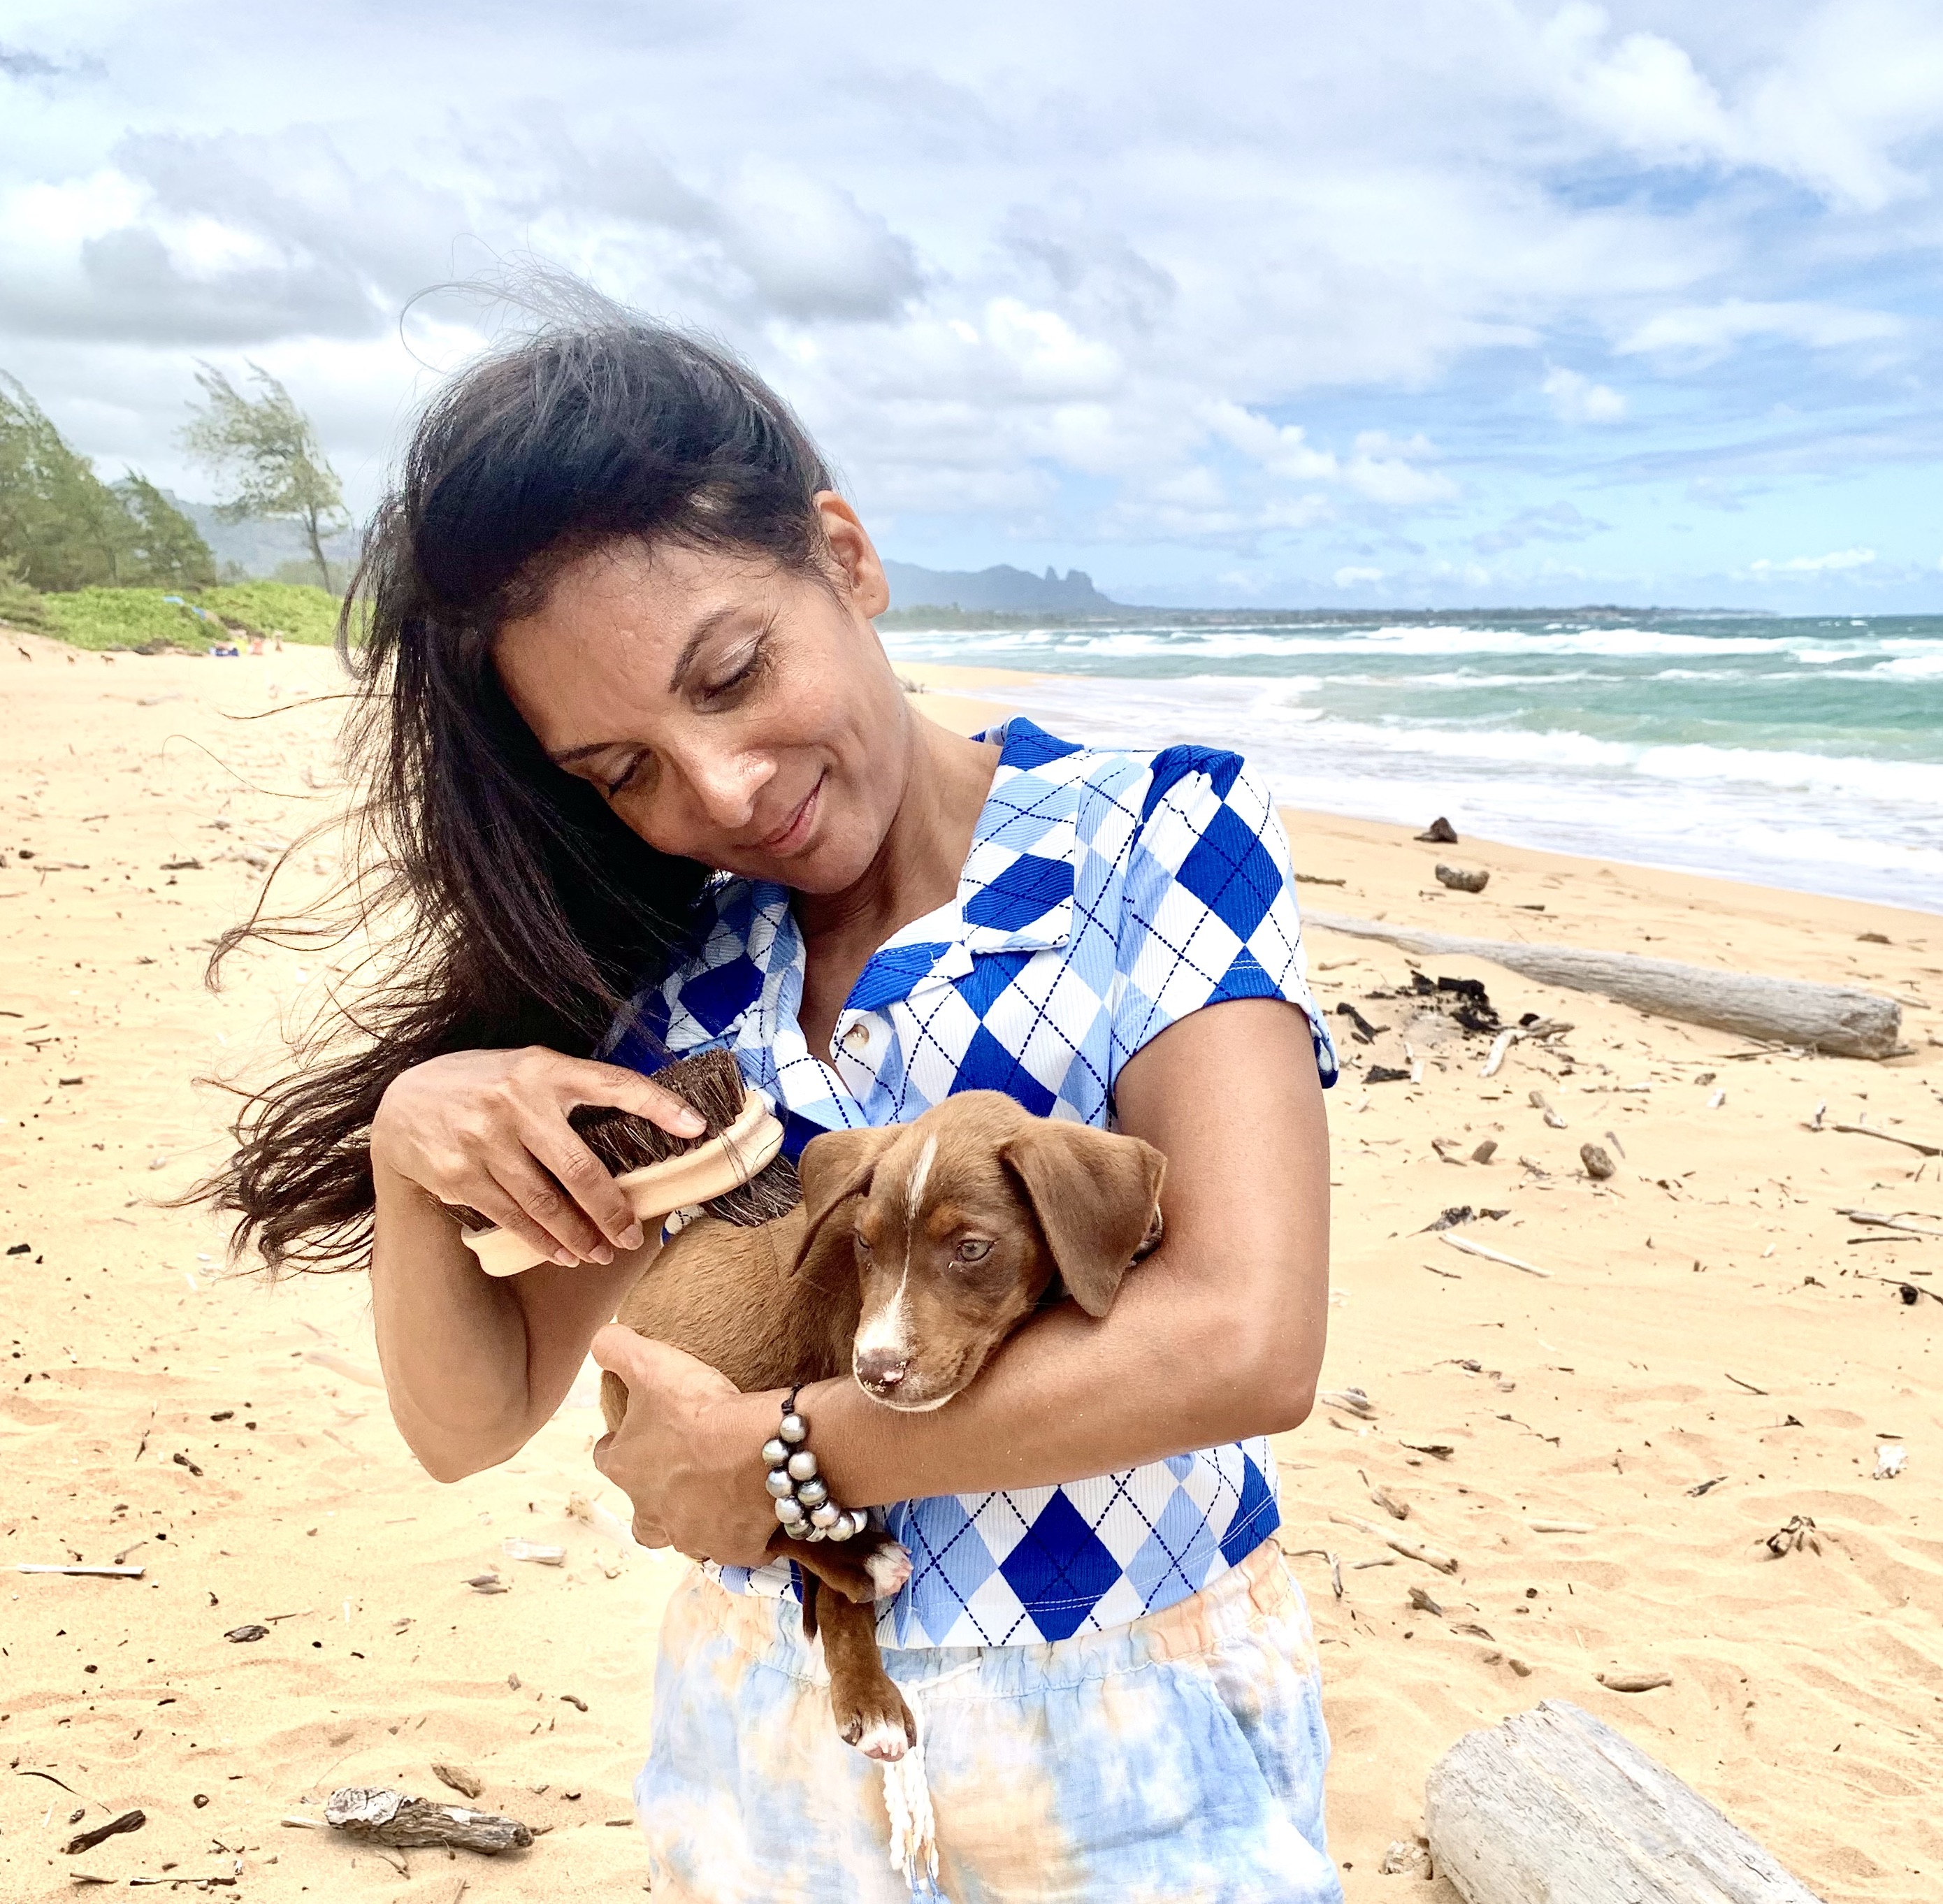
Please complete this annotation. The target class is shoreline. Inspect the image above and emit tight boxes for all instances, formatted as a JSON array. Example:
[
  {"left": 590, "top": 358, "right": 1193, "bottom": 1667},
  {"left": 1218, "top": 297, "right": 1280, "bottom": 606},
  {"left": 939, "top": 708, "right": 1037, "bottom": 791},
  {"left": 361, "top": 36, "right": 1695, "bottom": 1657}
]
[{"left": 901, "top": 659, "right": 1943, "bottom": 939}]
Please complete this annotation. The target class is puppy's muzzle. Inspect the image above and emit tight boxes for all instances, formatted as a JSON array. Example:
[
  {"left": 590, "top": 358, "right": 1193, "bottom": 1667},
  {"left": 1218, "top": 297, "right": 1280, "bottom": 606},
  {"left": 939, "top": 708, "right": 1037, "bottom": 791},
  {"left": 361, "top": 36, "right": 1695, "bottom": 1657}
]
[{"left": 854, "top": 1348, "right": 909, "bottom": 1398}]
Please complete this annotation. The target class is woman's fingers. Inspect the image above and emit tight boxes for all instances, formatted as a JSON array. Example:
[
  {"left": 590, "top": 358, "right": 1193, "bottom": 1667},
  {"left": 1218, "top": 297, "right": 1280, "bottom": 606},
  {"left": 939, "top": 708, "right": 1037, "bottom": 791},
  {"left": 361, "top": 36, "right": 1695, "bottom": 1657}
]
[
  {"left": 523, "top": 1118, "right": 647, "bottom": 1253},
  {"left": 591, "top": 1432, "right": 669, "bottom": 1546},
  {"left": 543, "top": 1053, "right": 708, "bottom": 1138},
  {"left": 486, "top": 1155, "right": 613, "bottom": 1265},
  {"left": 447, "top": 1174, "right": 582, "bottom": 1269}
]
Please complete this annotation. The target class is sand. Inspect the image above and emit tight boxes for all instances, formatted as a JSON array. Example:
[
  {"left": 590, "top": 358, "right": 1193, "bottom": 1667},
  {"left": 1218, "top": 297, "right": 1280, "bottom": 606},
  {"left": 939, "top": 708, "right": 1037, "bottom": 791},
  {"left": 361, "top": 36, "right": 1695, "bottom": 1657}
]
[{"left": 2, "top": 637, "right": 1938, "bottom": 1901}]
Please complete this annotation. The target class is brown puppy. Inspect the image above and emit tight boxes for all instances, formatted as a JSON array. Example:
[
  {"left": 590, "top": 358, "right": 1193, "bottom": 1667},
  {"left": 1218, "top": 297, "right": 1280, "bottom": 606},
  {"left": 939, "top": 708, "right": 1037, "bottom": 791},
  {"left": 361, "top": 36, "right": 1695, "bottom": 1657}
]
[{"left": 602, "top": 1088, "right": 1164, "bottom": 1759}]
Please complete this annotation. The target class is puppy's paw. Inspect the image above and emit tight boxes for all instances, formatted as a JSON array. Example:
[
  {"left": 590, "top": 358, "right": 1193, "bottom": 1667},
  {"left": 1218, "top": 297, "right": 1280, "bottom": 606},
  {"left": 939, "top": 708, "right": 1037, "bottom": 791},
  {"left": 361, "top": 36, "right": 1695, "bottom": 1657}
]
[
  {"left": 862, "top": 1538, "right": 913, "bottom": 1601},
  {"left": 837, "top": 1678, "right": 917, "bottom": 1762}
]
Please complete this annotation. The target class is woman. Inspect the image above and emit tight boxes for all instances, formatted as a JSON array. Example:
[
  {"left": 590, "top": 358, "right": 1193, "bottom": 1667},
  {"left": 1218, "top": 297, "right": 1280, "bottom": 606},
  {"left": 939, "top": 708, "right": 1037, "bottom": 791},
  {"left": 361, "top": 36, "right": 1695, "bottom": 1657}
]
[{"left": 214, "top": 312, "right": 1342, "bottom": 1902}]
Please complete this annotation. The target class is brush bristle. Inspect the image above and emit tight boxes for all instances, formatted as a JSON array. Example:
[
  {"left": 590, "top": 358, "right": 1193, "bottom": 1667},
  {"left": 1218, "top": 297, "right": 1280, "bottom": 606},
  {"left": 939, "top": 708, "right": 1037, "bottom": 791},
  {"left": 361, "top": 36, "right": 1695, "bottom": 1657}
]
[
  {"left": 570, "top": 1050, "right": 753, "bottom": 1171},
  {"left": 446, "top": 1049, "right": 800, "bottom": 1236}
]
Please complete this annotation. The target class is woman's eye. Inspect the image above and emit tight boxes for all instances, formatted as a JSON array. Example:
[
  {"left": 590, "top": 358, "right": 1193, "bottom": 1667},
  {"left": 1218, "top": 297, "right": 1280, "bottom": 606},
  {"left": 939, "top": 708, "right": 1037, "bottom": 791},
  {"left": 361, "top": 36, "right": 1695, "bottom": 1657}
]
[
  {"left": 956, "top": 1238, "right": 993, "bottom": 1264},
  {"left": 603, "top": 752, "right": 650, "bottom": 798},
  {"left": 701, "top": 634, "right": 771, "bottom": 703}
]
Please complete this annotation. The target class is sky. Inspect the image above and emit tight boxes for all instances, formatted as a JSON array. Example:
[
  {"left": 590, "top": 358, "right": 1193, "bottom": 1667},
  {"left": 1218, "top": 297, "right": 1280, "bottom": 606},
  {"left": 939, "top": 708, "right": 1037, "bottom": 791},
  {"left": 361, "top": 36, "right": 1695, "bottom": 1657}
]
[{"left": 2, "top": 0, "right": 1941, "bottom": 612}]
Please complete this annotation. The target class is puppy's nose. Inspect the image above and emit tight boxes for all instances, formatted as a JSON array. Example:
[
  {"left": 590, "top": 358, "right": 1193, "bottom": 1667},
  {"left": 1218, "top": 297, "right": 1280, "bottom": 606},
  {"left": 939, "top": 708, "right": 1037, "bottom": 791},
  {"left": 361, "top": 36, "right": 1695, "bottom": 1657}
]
[{"left": 855, "top": 1350, "right": 909, "bottom": 1393}]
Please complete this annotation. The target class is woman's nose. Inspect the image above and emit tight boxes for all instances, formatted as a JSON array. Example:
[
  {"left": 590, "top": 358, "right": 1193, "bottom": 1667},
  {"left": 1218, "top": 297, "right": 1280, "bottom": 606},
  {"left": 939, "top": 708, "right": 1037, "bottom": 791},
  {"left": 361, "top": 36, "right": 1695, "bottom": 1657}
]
[{"left": 677, "top": 745, "right": 775, "bottom": 834}]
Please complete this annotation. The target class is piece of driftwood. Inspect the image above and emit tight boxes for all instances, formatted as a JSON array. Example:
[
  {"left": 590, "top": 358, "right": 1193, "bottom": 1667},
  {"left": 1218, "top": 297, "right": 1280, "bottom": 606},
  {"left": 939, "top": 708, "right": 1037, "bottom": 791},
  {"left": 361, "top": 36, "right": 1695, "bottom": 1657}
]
[
  {"left": 324, "top": 1787, "right": 532, "bottom": 1853},
  {"left": 1306, "top": 912, "right": 1902, "bottom": 1060},
  {"left": 1425, "top": 1700, "right": 1826, "bottom": 1903},
  {"left": 1330, "top": 1511, "right": 1458, "bottom": 1573},
  {"left": 17, "top": 1563, "right": 147, "bottom": 1578},
  {"left": 1440, "top": 1232, "right": 1554, "bottom": 1278},
  {"left": 64, "top": 1810, "right": 145, "bottom": 1855},
  {"left": 1828, "top": 1122, "right": 1940, "bottom": 1157}
]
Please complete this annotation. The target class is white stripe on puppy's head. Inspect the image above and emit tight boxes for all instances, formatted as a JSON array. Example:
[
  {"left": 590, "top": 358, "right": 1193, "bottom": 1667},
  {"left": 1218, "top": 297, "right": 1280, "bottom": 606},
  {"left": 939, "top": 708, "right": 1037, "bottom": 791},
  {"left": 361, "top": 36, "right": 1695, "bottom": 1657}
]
[
  {"left": 854, "top": 1132, "right": 940, "bottom": 1364},
  {"left": 902, "top": 1133, "right": 938, "bottom": 1231}
]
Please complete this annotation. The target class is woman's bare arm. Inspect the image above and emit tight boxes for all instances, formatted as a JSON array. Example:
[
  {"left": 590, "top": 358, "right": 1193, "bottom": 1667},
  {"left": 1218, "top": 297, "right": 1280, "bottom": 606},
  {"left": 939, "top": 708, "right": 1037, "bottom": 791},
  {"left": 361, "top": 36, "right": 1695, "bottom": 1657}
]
[
  {"left": 366, "top": 1046, "right": 707, "bottom": 1483},
  {"left": 370, "top": 1161, "right": 651, "bottom": 1481},
  {"left": 592, "top": 995, "right": 1329, "bottom": 1562}
]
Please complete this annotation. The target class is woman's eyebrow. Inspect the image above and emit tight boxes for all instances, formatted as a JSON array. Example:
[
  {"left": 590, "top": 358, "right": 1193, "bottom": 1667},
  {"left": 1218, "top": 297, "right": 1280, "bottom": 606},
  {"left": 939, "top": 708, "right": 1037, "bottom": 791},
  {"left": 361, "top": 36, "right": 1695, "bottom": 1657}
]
[
  {"left": 547, "top": 739, "right": 620, "bottom": 767},
  {"left": 666, "top": 606, "right": 742, "bottom": 692}
]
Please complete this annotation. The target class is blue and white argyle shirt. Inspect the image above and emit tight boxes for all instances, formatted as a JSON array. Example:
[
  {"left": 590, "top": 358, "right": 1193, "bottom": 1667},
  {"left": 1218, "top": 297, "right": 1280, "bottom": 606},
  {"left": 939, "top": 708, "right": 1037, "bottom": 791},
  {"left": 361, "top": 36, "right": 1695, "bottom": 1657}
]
[{"left": 607, "top": 718, "right": 1338, "bottom": 1649}]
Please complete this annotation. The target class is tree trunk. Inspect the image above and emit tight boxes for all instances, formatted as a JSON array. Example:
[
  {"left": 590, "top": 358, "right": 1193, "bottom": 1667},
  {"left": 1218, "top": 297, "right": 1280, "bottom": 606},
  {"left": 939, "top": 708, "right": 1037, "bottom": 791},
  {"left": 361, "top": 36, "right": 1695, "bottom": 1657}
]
[
  {"left": 1425, "top": 1701, "right": 1826, "bottom": 1903},
  {"left": 1305, "top": 911, "right": 1903, "bottom": 1060},
  {"left": 303, "top": 505, "right": 331, "bottom": 591}
]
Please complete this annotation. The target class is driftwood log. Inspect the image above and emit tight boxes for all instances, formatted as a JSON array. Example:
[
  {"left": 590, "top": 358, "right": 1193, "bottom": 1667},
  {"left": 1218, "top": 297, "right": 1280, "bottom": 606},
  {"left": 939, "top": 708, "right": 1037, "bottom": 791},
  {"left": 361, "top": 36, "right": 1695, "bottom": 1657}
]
[
  {"left": 1425, "top": 1701, "right": 1825, "bottom": 1903},
  {"left": 324, "top": 1787, "right": 532, "bottom": 1853},
  {"left": 1306, "top": 912, "right": 1902, "bottom": 1060}
]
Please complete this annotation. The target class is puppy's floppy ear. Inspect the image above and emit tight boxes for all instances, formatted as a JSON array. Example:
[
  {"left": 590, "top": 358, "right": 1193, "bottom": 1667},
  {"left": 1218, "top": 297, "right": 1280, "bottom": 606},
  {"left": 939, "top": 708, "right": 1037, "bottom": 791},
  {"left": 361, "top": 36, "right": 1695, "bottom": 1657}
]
[
  {"left": 792, "top": 1125, "right": 900, "bottom": 1283},
  {"left": 1000, "top": 1121, "right": 1167, "bottom": 1317}
]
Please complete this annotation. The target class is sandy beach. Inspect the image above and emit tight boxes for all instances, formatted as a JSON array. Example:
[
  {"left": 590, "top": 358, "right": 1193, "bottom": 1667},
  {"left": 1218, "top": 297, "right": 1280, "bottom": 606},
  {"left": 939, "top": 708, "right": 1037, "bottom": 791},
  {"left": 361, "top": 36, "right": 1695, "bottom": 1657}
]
[{"left": 3, "top": 639, "right": 1939, "bottom": 1902}]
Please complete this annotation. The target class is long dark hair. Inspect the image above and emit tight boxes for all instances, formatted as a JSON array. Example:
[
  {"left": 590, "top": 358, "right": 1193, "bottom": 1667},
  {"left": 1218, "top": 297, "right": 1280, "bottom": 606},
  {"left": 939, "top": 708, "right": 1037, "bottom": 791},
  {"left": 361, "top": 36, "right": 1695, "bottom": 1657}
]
[{"left": 205, "top": 307, "right": 835, "bottom": 1272}]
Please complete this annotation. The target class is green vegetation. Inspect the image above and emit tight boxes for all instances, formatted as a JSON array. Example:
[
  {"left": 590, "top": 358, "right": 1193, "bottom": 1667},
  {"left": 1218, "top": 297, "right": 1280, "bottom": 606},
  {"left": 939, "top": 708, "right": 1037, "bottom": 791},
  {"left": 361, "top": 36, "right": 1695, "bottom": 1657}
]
[
  {"left": 31, "top": 581, "right": 347, "bottom": 653},
  {"left": 0, "top": 366, "right": 354, "bottom": 653},
  {"left": 0, "top": 373, "right": 215, "bottom": 591},
  {"left": 0, "top": 558, "right": 56, "bottom": 634},
  {"left": 181, "top": 363, "right": 348, "bottom": 590}
]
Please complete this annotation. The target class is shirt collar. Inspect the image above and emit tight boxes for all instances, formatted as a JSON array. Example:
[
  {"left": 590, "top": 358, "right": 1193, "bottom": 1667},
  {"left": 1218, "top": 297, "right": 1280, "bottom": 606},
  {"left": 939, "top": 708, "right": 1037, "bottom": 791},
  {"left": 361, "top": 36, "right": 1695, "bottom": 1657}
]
[{"left": 667, "top": 716, "right": 1085, "bottom": 1058}]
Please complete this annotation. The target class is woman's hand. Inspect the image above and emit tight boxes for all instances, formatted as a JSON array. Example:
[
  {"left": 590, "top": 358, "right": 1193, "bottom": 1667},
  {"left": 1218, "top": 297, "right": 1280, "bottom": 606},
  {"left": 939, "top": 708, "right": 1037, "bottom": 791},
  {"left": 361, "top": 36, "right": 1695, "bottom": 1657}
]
[
  {"left": 589, "top": 1328, "right": 781, "bottom": 1568},
  {"left": 371, "top": 1046, "right": 707, "bottom": 1268}
]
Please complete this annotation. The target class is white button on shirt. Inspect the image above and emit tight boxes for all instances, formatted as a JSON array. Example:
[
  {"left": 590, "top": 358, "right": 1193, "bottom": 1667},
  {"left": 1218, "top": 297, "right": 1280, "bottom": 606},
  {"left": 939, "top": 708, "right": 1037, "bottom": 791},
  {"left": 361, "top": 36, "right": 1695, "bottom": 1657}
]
[{"left": 605, "top": 719, "right": 1337, "bottom": 1648}]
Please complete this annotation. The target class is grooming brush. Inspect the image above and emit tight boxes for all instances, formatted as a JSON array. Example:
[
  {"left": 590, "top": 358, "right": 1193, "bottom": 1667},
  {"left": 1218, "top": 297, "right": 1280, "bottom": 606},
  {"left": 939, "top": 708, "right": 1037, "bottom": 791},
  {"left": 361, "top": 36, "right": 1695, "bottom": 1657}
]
[{"left": 452, "top": 1048, "right": 802, "bottom": 1276}]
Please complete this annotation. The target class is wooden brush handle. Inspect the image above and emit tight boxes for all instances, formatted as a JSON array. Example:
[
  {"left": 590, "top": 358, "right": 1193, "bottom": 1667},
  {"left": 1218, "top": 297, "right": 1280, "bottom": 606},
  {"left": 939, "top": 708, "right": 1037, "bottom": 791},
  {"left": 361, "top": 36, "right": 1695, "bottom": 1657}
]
[{"left": 461, "top": 1095, "right": 785, "bottom": 1278}]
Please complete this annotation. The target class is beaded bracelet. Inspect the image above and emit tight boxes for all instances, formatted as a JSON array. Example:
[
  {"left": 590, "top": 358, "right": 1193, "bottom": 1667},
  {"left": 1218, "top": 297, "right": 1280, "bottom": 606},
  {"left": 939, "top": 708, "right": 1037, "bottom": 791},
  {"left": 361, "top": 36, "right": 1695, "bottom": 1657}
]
[{"left": 763, "top": 1385, "right": 865, "bottom": 1544}]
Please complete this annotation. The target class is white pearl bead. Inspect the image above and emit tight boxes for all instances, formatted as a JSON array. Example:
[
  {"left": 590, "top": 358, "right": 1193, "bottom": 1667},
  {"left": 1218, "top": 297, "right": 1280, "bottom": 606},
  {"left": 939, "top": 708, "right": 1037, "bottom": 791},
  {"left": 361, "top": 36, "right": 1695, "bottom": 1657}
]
[
  {"left": 774, "top": 1496, "right": 807, "bottom": 1524},
  {"left": 760, "top": 1438, "right": 789, "bottom": 1467},
  {"left": 765, "top": 1469, "right": 796, "bottom": 1499},
  {"left": 796, "top": 1478, "right": 828, "bottom": 1508},
  {"left": 809, "top": 1502, "right": 840, "bottom": 1528},
  {"left": 786, "top": 1449, "right": 818, "bottom": 1482},
  {"left": 779, "top": 1413, "right": 808, "bottom": 1443},
  {"left": 828, "top": 1513, "right": 855, "bottom": 1543}
]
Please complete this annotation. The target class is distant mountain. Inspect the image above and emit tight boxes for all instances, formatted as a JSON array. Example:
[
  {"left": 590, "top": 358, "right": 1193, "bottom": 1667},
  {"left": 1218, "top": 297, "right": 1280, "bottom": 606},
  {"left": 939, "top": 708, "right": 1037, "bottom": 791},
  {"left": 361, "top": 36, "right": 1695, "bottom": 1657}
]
[
  {"left": 159, "top": 489, "right": 359, "bottom": 583},
  {"left": 882, "top": 559, "right": 1122, "bottom": 614}
]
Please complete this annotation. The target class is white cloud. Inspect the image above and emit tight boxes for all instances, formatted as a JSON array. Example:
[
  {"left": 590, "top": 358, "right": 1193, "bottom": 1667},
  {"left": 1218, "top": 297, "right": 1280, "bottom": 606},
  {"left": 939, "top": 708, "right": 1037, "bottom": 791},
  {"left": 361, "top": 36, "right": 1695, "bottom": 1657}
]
[
  {"left": 1204, "top": 406, "right": 1456, "bottom": 506},
  {"left": 1333, "top": 565, "right": 1385, "bottom": 589},
  {"left": 1619, "top": 299, "right": 1905, "bottom": 364},
  {"left": 1543, "top": 365, "right": 1626, "bottom": 424},
  {"left": 1749, "top": 547, "right": 1877, "bottom": 573},
  {"left": 1536, "top": 0, "right": 1943, "bottom": 210},
  {"left": 0, "top": 0, "right": 1934, "bottom": 594}
]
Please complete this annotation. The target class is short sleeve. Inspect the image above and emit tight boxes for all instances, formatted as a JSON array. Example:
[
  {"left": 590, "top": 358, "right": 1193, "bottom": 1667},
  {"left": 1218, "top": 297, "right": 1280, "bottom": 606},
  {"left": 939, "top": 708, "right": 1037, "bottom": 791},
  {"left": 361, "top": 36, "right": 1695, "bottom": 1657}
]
[{"left": 1110, "top": 749, "right": 1338, "bottom": 1088}]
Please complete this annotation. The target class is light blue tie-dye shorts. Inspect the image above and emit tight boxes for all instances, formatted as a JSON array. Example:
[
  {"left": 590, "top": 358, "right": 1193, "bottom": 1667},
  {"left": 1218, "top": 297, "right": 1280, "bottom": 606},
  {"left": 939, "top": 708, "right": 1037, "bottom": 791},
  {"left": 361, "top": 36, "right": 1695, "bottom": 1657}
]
[{"left": 635, "top": 1539, "right": 1343, "bottom": 1903}]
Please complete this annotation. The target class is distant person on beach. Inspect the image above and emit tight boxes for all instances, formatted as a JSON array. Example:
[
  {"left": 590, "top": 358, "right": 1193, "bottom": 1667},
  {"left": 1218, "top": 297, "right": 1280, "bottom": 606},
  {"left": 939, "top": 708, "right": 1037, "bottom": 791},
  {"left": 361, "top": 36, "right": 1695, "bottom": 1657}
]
[{"left": 208, "top": 305, "right": 1343, "bottom": 1901}]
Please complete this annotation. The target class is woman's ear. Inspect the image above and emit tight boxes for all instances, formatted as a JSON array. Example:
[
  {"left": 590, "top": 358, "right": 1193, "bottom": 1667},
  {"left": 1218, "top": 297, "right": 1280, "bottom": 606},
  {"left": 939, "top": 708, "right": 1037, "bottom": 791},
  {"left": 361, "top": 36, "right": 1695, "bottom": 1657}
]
[
  {"left": 1000, "top": 1123, "right": 1167, "bottom": 1317},
  {"left": 813, "top": 492, "right": 890, "bottom": 620},
  {"left": 791, "top": 1125, "right": 900, "bottom": 1283}
]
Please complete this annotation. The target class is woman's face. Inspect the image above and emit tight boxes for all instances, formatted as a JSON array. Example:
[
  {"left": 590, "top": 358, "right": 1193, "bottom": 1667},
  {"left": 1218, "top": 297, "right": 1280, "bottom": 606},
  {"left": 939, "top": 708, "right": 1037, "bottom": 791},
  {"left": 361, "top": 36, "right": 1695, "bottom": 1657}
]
[{"left": 495, "top": 496, "right": 909, "bottom": 895}]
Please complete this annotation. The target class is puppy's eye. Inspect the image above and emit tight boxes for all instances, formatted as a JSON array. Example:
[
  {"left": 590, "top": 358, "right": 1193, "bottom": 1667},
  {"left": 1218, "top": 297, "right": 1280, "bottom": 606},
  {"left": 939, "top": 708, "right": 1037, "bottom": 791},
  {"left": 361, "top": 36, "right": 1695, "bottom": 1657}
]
[
  {"left": 853, "top": 1232, "right": 873, "bottom": 1256},
  {"left": 955, "top": 1238, "right": 993, "bottom": 1264}
]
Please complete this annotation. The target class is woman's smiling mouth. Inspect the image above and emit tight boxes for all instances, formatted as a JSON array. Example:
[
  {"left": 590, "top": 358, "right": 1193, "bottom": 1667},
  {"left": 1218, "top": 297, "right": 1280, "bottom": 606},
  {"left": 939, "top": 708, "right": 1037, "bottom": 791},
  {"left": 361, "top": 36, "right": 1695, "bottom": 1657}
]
[{"left": 756, "top": 775, "right": 823, "bottom": 856}]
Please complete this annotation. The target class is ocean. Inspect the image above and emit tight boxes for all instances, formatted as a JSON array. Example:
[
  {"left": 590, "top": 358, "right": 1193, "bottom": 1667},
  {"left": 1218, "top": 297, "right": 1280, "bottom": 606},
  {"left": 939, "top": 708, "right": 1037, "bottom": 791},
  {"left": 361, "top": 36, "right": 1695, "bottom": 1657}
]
[{"left": 879, "top": 611, "right": 1943, "bottom": 914}]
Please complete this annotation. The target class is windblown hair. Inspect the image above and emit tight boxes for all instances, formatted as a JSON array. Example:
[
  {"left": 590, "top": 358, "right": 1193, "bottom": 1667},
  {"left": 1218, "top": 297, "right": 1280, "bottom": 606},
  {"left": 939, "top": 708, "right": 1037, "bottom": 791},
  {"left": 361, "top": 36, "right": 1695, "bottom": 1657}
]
[{"left": 203, "top": 305, "right": 834, "bottom": 1272}]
